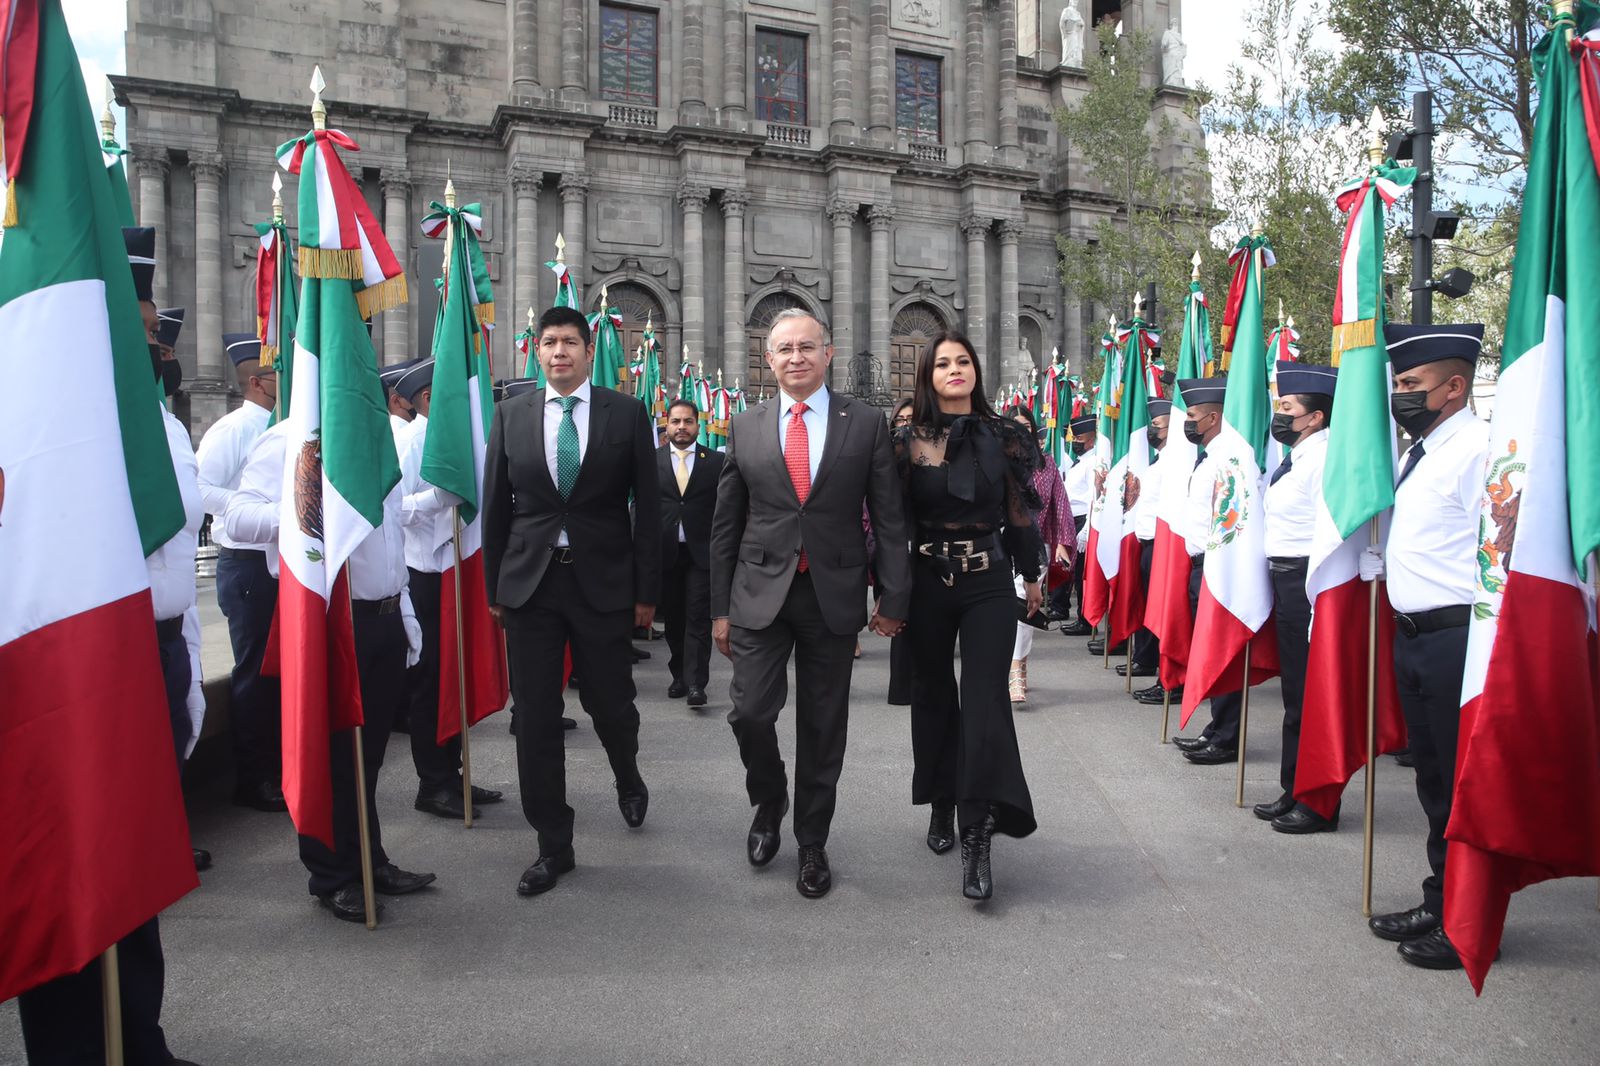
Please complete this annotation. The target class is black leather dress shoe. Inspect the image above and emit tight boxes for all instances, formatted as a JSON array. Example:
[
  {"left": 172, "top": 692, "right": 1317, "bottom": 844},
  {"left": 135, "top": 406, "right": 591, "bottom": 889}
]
[
  {"left": 319, "top": 884, "right": 381, "bottom": 923},
  {"left": 1369, "top": 903, "right": 1440, "bottom": 942},
  {"left": 747, "top": 795, "right": 789, "bottom": 866},
  {"left": 372, "top": 862, "right": 437, "bottom": 896},
  {"left": 192, "top": 847, "right": 212, "bottom": 872},
  {"left": 630, "top": 647, "right": 651, "bottom": 662},
  {"left": 1253, "top": 793, "right": 1296, "bottom": 821},
  {"left": 517, "top": 848, "right": 576, "bottom": 896},
  {"left": 1183, "top": 743, "right": 1238, "bottom": 765},
  {"left": 1272, "top": 805, "right": 1338, "bottom": 834},
  {"left": 1397, "top": 926, "right": 1464, "bottom": 970},
  {"left": 686, "top": 686, "right": 708, "bottom": 708},
  {"left": 1392, "top": 747, "right": 1415, "bottom": 767},
  {"left": 617, "top": 780, "right": 649, "bottom": 828},
  {"left": 1116, "top": 662, "right": 1157, "bottom": 678},
  {"left": 1060, "top": 618, "right": 1093, "bottom": 636},
  {"left": 1172, "top": 735, "right": 1208, "bottom": 752},
  {"left": 415, "top": 787, "right": 471, "bottom": 820},
  {"left": 667, "top": 679, "right": 688, "bottom": 699},
  {"left": 470, "top": 784, "right": 504, "bottom": 805},
  {"left": 1086, "top": 639, "right": 1129, "bottom": 657},
  {"left": 562, "top": 716, "right": 578, "bottom": 730},
  {"left": 233, "top": 781, "right": 289, "bottom": 813},
  {"left": 797, "top": 844, "right": 832, "bottom": 899},
  {"left": 926, "top": 800, "right": 956, "bottom": 855},
  {"left": 1135, "top": 685, "right": 1179, "bottom": 706}
]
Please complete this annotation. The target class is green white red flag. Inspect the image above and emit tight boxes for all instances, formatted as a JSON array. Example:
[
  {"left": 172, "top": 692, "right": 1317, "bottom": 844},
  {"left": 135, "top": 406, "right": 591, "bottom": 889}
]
[
  {"left": 588, "top": 289, "right": 628, "bottom": 390},
  {"left": 0, "top": 0, "right": 196, "bottom": 1000},
  {"left": 1446, "top": 11, "right": 1600, "bottom": 993},
  {"left": 1084, "top": 317, "right": 1154, "bottom": 644},
  {"left": 254, "top": 205, "right": 298, "bottom": 424}
]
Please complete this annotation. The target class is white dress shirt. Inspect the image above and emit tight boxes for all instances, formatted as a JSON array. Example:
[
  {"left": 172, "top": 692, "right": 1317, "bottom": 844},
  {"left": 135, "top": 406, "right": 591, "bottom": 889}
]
[
  {"left": 390, "top": 412, "right": 413, "bottom": 442},
  {"left": 670, "top": 444, "right": 695, "bottom": 542},
  {"left": 149, "top": 404, "right": 205, "bottom": 751},
  {"left": 1133, "top": 446, "right": 1168, "bottom": 542},
  {"left": 776, "top": 387, "right": 829, "bottom": 482},
  {"left": 397, "top": 419, "right": 462, "bottom": 573},
  {"left": 1263, "top": 429, "right": 1328, "bottom": 558},
  {"left": 544, "top": 382, "right": 592, "bottom": 547},
  {"left": 1063, "top": 455, "right": 1094, "bottom": 550},
  {"left": 1181, "top": 449, "right": 1223, "bottom": 558},
  {"left": 1386, "top": 407, "right": 1489, "bottom": 613},
  {"left": 195, "top": 400, "right": 271, "bottom": 549}
]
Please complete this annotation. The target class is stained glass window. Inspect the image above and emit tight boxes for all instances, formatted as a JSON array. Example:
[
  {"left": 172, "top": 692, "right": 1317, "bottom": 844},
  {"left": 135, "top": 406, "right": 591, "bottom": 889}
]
[
  {"left": 599, "top": 4, "right": 659, "bottom": 106},
  {"left": 895, "top": 53, "right": 941, "bottom": 138},
  {"left": 755, "top": 30, "right": 807, "bottom": 125}
]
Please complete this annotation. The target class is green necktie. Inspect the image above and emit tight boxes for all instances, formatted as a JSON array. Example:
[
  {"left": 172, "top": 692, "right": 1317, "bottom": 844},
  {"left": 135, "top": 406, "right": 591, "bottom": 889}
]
[{"left": 556, "top": 395, "right": 580, "bottom": 499}]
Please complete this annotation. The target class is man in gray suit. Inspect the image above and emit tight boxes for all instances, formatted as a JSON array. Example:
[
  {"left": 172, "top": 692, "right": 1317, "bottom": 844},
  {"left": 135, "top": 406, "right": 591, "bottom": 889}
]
[{"left": 710, "top": 309, "right": 912, "bottom": 899}]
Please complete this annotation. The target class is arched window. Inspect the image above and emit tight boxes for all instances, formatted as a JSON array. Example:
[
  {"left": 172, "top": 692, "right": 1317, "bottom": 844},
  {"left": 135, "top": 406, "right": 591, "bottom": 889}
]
[
  {"left": 746, "top": 291, "right": 810, "bottom": 399},
  {"left": 1020, "top": 316, "right": 1044, "bottom": 370},
  {"left": 889, "top": 302, "right": 949, "bottom": 398},
  {"left": 598, "top": 282, "right": 667, "bottom": 373}
]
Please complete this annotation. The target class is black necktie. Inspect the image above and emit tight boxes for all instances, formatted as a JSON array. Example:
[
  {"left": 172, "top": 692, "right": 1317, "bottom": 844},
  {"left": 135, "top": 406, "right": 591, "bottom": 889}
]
[
  {"left": 1269, "top": 452, "right": 1293, "bottom": 486},
  {"left": 1397, "top": 441, "right": 1425, "bottom": 486}
]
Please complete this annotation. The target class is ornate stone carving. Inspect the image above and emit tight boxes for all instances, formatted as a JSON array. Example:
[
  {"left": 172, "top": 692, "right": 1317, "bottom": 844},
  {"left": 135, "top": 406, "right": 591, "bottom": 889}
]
[
  {"left": 1162, "top": 20, "right": 1187, "bottom": 87},
  {"left": 509, "top": 166, "right": 541, "bottom": 195},
  {"left": 132, "top": 153, "right": 170, "bottom": 181},
  {"left": 557, "top": 171, "right": 590, "bottom": 200},
  {"left": 380, "top": 169, "right": 412, "bottom": 197},
  {"left": 1059, "top": 5, "right": 1085, "bottom": 68},
  {"left": 900, "top": 0, "right": 940, "bottom": 30},
  {"left": 720, "top": 188, "right": 751, "bottom": 215},
  {"left": 676, "top": 182, "right": 711, "bottom": 210},
  {"left": 867, "top": 203, "right": 896, "bottom": 229},
  {"left": 959, "top": 214, "right": 991, "bottom": 240},
  {"left": 188, "top": 151, "right": 226, "bottom": 181},
  {"left": 996, "top": 218, "right": 1024, "bottom": 242},
  {"left": 825, "top": 198, "right": 858, "bottom": 227}
]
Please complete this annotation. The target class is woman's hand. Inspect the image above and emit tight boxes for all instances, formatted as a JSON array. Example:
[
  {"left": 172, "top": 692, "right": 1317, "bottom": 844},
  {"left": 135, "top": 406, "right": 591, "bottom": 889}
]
[{"left": 1023, "top": 580, "right": 1044, "bottom": 618}]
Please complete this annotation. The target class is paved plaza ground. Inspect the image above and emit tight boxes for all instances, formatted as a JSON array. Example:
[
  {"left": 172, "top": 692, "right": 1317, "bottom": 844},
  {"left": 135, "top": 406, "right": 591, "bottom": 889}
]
[{"left": 4, "top": 602, "right": 1598, "bottom": 1065}]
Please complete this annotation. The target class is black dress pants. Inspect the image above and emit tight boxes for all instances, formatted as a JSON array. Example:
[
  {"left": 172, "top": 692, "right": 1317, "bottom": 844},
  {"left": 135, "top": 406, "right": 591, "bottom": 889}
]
[
  {"left": 1393, "top": 622, "right": 1470, "bottom": 913},
  {"left": 1188, "top": 558, "right": 1242, "bottom": 747},
  {"left": 1269, "top": 558, "right": 1312, "bottom": 796},
  {"left": 503, "top": 562, "right": 642, "bottom": 856},
  {"left": 405, "top": 568, "right": 462, "bottom": 792},
  {"left": 215, "top": 548, "right": 281, "bottom": 792},
  {"left": 16, "top": 918, "right": 170, "bottom": 1066},
  {"left": 298, "top": 607, "right": 405, "bottom": 896},
  {"left": 908, "top": 559, "right": 1037, "bottom": 838},
  {"left": 727, "top": 571, "right": 855, "bottom": 847},
  {"left": 661, "top": 542, "right": 712, "bottom": 689},
  {"left": 1130, "top": 537, "right": 1160, "bottom": 668}
]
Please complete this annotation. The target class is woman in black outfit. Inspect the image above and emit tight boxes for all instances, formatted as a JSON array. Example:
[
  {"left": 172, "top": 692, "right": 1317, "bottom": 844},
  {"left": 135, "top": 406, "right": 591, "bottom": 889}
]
[{"left": 893, "top": 332, "right": 1043, "bottom": 901}]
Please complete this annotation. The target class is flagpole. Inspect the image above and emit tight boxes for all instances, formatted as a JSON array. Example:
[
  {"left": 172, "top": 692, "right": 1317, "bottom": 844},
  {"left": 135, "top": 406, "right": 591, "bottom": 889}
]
[
  {"left": 1234, "top": 642, "right": 1252, "bottom": 808},
  {"left": 453, "top": 507, "right": 474, "bottom": 829},
  {"left": 1125, "top": 641, "right": 1134, "bottom": 693},
  {"left": 1160, "top": 684, "right": 1171, "bottom": 744},
  {"left": 101, "top": 945, "right": 123, "bottom": 1066},
  {"left": 343, "top": 567, "right": 379, "bottom": 930}
]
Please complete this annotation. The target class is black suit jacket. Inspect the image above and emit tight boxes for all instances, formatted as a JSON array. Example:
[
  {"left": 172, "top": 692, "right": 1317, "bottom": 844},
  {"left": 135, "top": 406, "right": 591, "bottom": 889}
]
[
  {"left": 709, "top": 389, "right": 911, "bottom": 635},
  {"left": 658, "top": 443, "right": 724, "bottom": 570},
  {"left": 482, "top": 386, "right": 661, "bottom": 616}
]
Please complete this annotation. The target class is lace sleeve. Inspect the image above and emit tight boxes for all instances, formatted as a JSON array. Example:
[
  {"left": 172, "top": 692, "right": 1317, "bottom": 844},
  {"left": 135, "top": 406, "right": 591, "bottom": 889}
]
[{"left": 994, "top": 420, "right": 1044, "bottom": 581}]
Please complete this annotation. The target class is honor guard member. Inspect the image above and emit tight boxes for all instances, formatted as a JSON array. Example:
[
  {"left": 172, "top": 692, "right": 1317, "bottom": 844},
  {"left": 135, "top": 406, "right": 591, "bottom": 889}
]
[
  {"left": 1361, "top": 323, "right": 1490, "bottom": 970},
  {"left": 396, "top": 358, "right": 506, "bottom": 818},
  {"left": 1058, "top": 414, "right": 1098, "bottom": 635},
  {"left": 657, "top": 397, "right": 725, "bottom": 708},
  {"left": 382, "top": 356, "right": 422, "bottom": 440},
  {"left": 1123, "top": 398, "right": 1171, "bottom": 688},
  {"left": 1253, "top": 360, "right": 1338, "bottom": 834},
  {"left": 195, "top": 332, "right": 285, "bottom": 812},
  {"left": 224, "top": 417, "right": 436, "bottom": 923},
  {"left": 1171, "top": 376, "right": 1245, "bottom": 764}
]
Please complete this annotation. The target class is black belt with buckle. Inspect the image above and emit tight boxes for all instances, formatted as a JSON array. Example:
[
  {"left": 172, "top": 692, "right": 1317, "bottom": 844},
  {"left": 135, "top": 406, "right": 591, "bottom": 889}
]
[
  {"left": 1268, "top": 555, "right": 1310, "bottom": 574},
  {"left": 155, "top": 616, "right": 184, "bottom": 643},
  {"left": 550, "top": 546, "right": 575, "bottom": 564},
  {"left": 916, "top": 533, "right": 1002, "bottom": 585},
  {"left": 352, "top": 594, "right": 402, "bottom": 617},
  {"left": 1394, "top": 604, "right": 1471, "bottom": 638},
  {"left": 217, "top": 546, "right": 266, "bottom": 560}
]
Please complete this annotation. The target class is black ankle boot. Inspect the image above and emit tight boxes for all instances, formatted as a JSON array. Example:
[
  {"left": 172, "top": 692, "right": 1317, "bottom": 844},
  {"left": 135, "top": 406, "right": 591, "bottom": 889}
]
[
  {"left": 959, "top": 811, "right": 996, "bottom": 900},
  {"left": 926, "top": 801, "right": 956, "bottom": 855}
]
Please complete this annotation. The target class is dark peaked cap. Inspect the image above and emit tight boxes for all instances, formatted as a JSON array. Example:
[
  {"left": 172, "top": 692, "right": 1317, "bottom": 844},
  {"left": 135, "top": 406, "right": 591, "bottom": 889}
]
[
  {"left": 395, "top": 358, "right": 435, "bottom": 402},
  {"left": 1068, "top": 414, "right": 1097, "bottom": 435},
  {"left": 1146, "top": 398, "right": 1172, "bottom": 418},
  {"left": 123, "top": 226, "right": 155, "bottom": 304},
  {"left": 1276, "top": 361, "right": 1337, "bottom": 397},
  {"left": 1177, "top": 375, "right": 1228, "bottom": 407},
  {"left": 1386, "top": 323, "right": 1486, "bottom": 374},
  {"left": 223, "top": 332, "right": 263, "bottom": 369},
  {"left": 156, "top": 308, "right": 185, "bottom": 349},
  {"left": 378, "top": 357, "right": 421, "bottom": 390}
]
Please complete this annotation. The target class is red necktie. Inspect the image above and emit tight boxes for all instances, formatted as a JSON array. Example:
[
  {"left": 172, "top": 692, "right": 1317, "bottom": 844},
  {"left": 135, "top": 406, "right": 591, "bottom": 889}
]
[{"left": 785, "top": 402, "right": 811, "bottom": 572}]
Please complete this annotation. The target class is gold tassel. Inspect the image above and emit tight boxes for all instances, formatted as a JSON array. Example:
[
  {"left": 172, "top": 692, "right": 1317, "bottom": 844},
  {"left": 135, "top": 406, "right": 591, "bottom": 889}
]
[
  {"left": 298, "top": 246, "right": 365, "bottom": 281},
  {"left": 260, "top": 342, "right": 279, "bottom": 369},
  {"left": 2, "top": 181, "right": 17, "bottom": 229},
  {"left": 475, "top": 302, "right": 495, "bottom": 325},
  {"left": 355, "top": 274, "right": 409, "bottom": 320},
  {"left": 1331, "top": 319, "right": 1376, "bottom": 365}
]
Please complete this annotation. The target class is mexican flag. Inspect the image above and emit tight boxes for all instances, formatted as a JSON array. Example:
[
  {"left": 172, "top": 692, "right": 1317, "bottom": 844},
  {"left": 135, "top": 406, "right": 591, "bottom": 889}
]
[
  {"left": 588, "top": 291, "right": 627, "bottom": 390},
  {"left": 99, "top": 109, "right": 135, "bottom": 229},
  {"left": 547, "top": 238, "right": 579, "bottom": 310},
  {"left": 1182, "top": 235, "right": 1280, "bottom": 724},
  {"left": 629, "top": 313, "right": 665, "bottom": 433},
  {"left": 1083, "top": 317, "right": 1153, "bottom": 645},
  {"left": 419, "top": 199, "right": 509, "bottom": 744},
  {"left": 1446, "top": 14, "right": 1600, "bottom": 994},
  {"left": 1147, "top": 277, "right": 1210, "bottom": 691},
  {"left": 0, "top": 0, "right": 196, "bottom": 1001},
  {"left": 516, "top": 310, "right": 544, "bottom": 385},
  {"left": 1293, "top": 158, "right": 1414, "bottom": 822},
  {"left": 254, "top": 207, "right": 298, "bottom": 424},
  {"left": 272, "top": 121, "right": 403, "bottom": 848}
]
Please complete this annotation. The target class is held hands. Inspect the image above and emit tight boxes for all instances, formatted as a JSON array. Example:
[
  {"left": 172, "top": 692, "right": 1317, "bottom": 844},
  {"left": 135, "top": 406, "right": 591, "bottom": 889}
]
[
  {"left": 713, "top": 617, "right": 732, "bottom": 659},
  {"left": 1054, "top": 543, "right": 1072, "bottom": 565},
  {"left": 1023, "top": 580, "right": 1044, "bottom": 618},
  {"left": 488, "top": 605, "right": 506, "bottom": 626},
  {"left": 1358, "top": 546, "right": 1385, "bottom": 583},
  {"left": 869, "top": 608, "right": 906, "bottom": 638}
]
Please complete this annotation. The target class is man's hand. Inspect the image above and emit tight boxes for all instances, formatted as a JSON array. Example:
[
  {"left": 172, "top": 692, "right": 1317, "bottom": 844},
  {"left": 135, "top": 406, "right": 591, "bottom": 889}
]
[
  {"left": 713, "top": 617, "right": 732, "bottom": 659},
  {"left": 634, "top": 603, "right": 656, "bottom": 630},
  {"left": 488, "top": 605, "right": 506, "bottom": 626},
  {"left": 1358, "top": 546, "right": 1385, "bottom": 583},
  {"left": 1023, "top": 580, "right": 1044, "bottom": 618},
  {"left": 870, "top": 613, "right": 906, "bottom": 638}
]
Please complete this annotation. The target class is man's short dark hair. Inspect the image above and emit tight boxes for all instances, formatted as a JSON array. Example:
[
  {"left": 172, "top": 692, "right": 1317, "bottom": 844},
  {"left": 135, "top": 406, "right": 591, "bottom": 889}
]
[
  {"left": 538, "top": 305, "right": 592, "bottom": 347},
  {"left": 666, "top": 397, "right": 698, "bottom": 420}
]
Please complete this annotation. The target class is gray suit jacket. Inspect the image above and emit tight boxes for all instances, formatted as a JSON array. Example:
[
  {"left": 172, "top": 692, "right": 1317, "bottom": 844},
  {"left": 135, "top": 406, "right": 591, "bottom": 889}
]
[{"left": 709, "top": 389, "right": 911, "bottom": 635}]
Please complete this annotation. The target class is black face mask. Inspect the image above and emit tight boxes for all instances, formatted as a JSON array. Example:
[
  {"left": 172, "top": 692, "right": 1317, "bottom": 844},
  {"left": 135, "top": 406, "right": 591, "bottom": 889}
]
[
  {"left": 1183, "top": 418, "right": 1207, "bottom": 446},
  {"left": 1070, "top": 441, "right": 1091, "bottom": 457},
  {"left": 1390, "top": 385, "right": 1443, "bottom": 437},
  {"left": 1152, "top": 428, "right": 1168, "bottom": 447},
  {"left": 1269, "top": 412, "right": 1305, "bottom": 447}
]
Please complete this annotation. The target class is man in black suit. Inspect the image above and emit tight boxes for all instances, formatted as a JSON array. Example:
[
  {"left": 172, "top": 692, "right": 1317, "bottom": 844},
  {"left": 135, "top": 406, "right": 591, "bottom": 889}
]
[
  {"left": 658, "top": 397, "right": 724, "bottom": 709},
  {"left": 482, "top": 306, "right": 661, "bottom": 897},
  {"left": 710, "top": 309, "right": 912, "bottom": 899}
]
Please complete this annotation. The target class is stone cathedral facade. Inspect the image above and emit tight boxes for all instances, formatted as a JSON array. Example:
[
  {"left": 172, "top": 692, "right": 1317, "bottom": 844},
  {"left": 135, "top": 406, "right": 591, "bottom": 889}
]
[{"left": 117, "top": 0, "right": 1202, "bottom": 436}]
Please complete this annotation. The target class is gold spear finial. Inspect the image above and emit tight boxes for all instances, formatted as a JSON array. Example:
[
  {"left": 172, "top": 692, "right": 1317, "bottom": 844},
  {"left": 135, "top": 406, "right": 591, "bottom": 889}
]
[
  {"left": 599, "top": 283, "right": 610, "bottom": 311},
  {"left": 717, "top": 367, "right": 724, "bottom": 386},
  {"left": 1251, "top": 220, "right": 1265, "bottom": 238},
  {"left": 310, "top": 66, "right": 327, "bottom": 131},
  {"left": 100, "top": 82, "right": 116, "bottom": 143},
  {"left": 445, "top": 177, "right": 457, "bottom": 209},
  {"left": 1132, "top": 290, "right": 1145, "bottom": 317},
  {"left": 645, "top": 310, "right": 654, "bottom": 332},
  {"left": 1191, "top": 250, "right": 1202, "bottom": 280},
  {"left": 1367, "top": 105, "right": 1386, "bottom": 166},
  {"left": 1108, "top": 313, "right": 1118, "bottom": 330},
  {"left": 271, "top": 172, "right": 284, "bottom": 224},
  {"left": 555, "top": 232, "right": 567, "bottom": 265}
]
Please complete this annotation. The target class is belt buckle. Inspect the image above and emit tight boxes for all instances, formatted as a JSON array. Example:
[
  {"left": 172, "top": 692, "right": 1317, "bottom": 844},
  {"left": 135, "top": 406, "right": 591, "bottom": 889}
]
[
  {"left": 917, "top": 543, "right": 935, "bottom": 558},
  {"left": 1395, "top": 612, "right": 1418, "bottom": 638},
  {"left": 964, "top": 552, "right": 991, "bottom": 573},
  {"left": 949, "top": 539, "right": 975, "bottom": 557},
  {"left": 553, "top": 546, "right": 575, "bottom": 564}
]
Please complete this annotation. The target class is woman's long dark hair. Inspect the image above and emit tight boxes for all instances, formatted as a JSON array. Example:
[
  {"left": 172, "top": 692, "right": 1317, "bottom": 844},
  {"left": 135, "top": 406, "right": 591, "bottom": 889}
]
[{"left": 911, "top": 331, "right": 1001, "bottom": 427}]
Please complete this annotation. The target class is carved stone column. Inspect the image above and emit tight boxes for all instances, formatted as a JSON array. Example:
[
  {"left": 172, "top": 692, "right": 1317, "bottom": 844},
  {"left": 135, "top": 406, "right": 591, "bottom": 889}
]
[
  {"left": 558, "top": 171, "right": 589, "bottom": 298},
  {"left": 678, "top": 182, "right": 711, "bottom": 361},
  {"left": 723, "top": 6, "right": 746, "bottom": 120},
  {"left": 682, "top": 0, "right": 706, "bottom": 118},
  {"left": 190, "top": 152, "right": 228, "bottom": 428},
  {"left": 511, "top": 167, "right": 541, "bottom": 360},
  {"left": 720, "top": 189, "right": 750, "bottom": 381},
  {"left": 867, "top": 204, "right": 895, "bottom": 360},
  {"left": 512, "top": 0, "right": 540, "bottom": 102},
  {"left": 133, "top": 154, "right": 170, "bottom": 306},
  {"left": 560, "top": 0, "right": 586, "bottom": 100},
  {"left": 964, "top": 0, "right": 988, "bottom": 156},
  {"left": 867, "top": 0, "right": 891, "bottom": 139},
  {"left": 960, "top": 214, "right": 990, "bottom": 369},
  {"left": 997, "top": 219, "right": 1023, "bottom": 381},
  {"left": 998, "top": 0, "right": 1019, "bottom": 151},
  {"left": 830, "top": 0, "right": 855, "bottom": 137},
  {"left": 380, "top": 170, "right": 411, "bottom": 362},
  {"left": 825, "top": 199, "right": 857, "bottom": 369}
]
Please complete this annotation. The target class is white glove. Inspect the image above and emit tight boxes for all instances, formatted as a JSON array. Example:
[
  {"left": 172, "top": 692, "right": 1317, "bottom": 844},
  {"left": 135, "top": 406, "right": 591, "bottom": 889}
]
[
  {"left": 1358, "top": 546, "right": 1385, "bottom": 583},
  {"left": 182, "top": 606, "right": 206, "bottom": 760},
  {"left": 401, "top": 588, "right": 423, "bottom": 668}
]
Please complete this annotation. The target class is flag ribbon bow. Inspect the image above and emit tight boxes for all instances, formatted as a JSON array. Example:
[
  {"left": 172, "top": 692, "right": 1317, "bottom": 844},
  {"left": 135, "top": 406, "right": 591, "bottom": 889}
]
[
  {"left": 421, "top": 200, "right": 495, "bottom": 326},
  {"left": 1331, "top": 159, "right": 1416, "bottom": 361},
  {"left": 1221, "top": 234, "right": 1276, "bottom": 364}
]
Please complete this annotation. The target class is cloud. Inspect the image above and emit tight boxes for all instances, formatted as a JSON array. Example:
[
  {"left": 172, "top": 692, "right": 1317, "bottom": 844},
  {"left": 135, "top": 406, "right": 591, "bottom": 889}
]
[{"left": 64, "top": 0, "right": 128, "bottom": 140}]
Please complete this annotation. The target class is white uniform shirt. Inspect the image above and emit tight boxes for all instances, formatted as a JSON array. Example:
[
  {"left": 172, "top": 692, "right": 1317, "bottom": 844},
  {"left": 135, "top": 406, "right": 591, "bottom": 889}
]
[
  {"left": 1181, "top": 449, "right": 1222, "bottom": 558},
  {"left": 195, "top": 400, "right": 271, "bottom": 550},
  {"left": 1263, "top": 429, "right": 1328, "bottom": 558},
  {"left": 776, "top": 387, "right": 830, "bottom": 481},
  {"left": 148, "top": 405, "right": 205, "bottom": 750},
  {"left": 1386, "top": 407, "right": 1489, "bottom": 613},
  {"left": 544, "top": 382, "right": 592, "bottom": 548},
  {"left": 223, "top": 422, "right": 411, "bottom": 604},
  {"left": 390, "top": 412, "right": 413, "bottom": 442},
  {"left": 398, "top": 419, "right": 459, "bottom": 573},
  {"left": 669, "top": 444, "right": 695, "bottom": 543},
  {"left": 1133, "top": 446, "right": 1168, "bottom": 542},
  {"left": 1064, "top": 454, "right": 1094, "bottom": 519}
]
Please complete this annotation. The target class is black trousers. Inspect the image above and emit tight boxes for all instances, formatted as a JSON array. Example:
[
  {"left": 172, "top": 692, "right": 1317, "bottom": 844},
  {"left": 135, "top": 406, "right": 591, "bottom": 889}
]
[
  {"left": 1393, "top": 623, "right": 1470, "bottom": 912},
  {"left": 16, "top": 917, "right": 170, "bottom": 1066},
  {"left": 1130, "top": 538, "right": 1160, "bottom": 668},
  {"left": 728, "top": 571, "right": 855, "bottom": 847},
  {"left": 215, "top": 549, "right": 281, "bottom": 791},
  {"left": 1188, "top": 558, "right": 1243, "bottom": 747},
  {"left": 1269, "top": 558, "right": 1312, "bottom": 797},
  {"left": 661, "top": 543, "right": 712, "bottom": 689},
  {"left": 405, "top": 569, "right": 463, "bottom": 792},
  {"left": 503, "top": 562, "right": 642, "bottom": 856},
  {"left": 908, "top": 559, "right": 1037, "bottom": 838},
  {"left": 887, "top": 632, "right": 914, "bottom": 706},
  {"left": 298, "top": 608, "right": 405, "bottom": 896}
]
